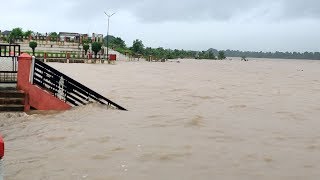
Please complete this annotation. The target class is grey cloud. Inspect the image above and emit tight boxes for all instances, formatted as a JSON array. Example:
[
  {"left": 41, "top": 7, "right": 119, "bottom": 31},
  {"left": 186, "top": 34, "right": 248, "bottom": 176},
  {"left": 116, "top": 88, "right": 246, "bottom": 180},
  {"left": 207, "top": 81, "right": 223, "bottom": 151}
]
[
  {"left": 62, "top": 0, "right": 320, "bottom": 23},
  {"left": 130, "top": 0, "right": 264, "bottom": 22},
  {"left": 5, "top": 0, "right": 320, "bottom": 23},
  {"left": 282, "top": 0, "right": 320, "bottom": 19},
  {"left": 2, "top": 0, "right": 319, "bottom": 52},
  {"left": 130, "top": 0, "right": 320, "bottom": 22},
  {"left": 64, "top": 0, "right": 263, "bottom": 22},
  {"left": 63, "top": 0, "right": 136, "bottom": 21}
]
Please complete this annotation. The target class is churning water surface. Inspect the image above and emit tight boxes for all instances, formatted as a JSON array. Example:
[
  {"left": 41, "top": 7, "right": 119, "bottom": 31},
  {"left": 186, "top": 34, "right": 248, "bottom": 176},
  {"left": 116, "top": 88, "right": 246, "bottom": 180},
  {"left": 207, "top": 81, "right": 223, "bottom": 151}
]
[{"left": 1, "top": 58, "right": 320, "bottom": 180}]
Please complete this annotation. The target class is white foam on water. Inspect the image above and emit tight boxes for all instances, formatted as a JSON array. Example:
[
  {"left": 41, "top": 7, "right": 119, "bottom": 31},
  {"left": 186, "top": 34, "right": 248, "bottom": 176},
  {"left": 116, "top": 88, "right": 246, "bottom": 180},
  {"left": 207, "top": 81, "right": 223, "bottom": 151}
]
[{"left": 1, "top": 58, "right": 320, "bottom": 180}]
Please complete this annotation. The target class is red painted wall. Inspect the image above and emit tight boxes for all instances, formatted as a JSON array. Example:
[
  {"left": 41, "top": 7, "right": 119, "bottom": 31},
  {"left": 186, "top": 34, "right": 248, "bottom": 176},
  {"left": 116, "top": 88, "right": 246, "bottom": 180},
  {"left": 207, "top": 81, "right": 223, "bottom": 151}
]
[
  {"left": 17, "top": 53, "right": 71, "bottom": 111},
  {"left": 0, "top": 134, "right": 4, "bottom": 159},
  {"left": 109, "top": 54, "right": 116, "bottom": 61}
]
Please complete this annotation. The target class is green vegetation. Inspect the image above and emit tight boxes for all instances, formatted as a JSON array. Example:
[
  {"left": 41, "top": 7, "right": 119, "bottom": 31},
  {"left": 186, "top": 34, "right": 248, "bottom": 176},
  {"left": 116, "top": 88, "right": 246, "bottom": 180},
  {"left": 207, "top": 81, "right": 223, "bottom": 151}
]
[
  {"left": 82, "top": 38, "right": 90, "bottom": 45},
  {"left": 24, "top": 30, "right": 33, "bottom": 38},
  {"left": 196, "top": 50, "right": 217, "bottom": 60},
  {"left": 104, "top": 37, "right": 197, "bottom": 60},
  {"left": 144, "top": 47, "right": 196, "bottom": 60},
  {"left": 91, "top": 42, "right": 102, "bottom": 58},
  {"left": 9, "top": 27, "right": 24, "bottom": 43},
  {"left": 83, "top": 44, "right": 90, "bottom": 55},
  {"left": 102, "top": 36, "right": 320, "bottom": 61},
  {"left": 208, "top": 50, "right": 216, "bottom": 60},
  {"left": 29, "top": 41, "right": 38, "bottom": 55},
  {"left": 3, "top": 27, "right": 320, "bottom": 60},
  {"left": 224, "top": 49, "right": 320, "bottom": 60},
  {"left": 131, "top": 39, "right": 144, "bottom": 55},
  {"left": 49, "top": 32, "right": 58, "bottom": 41},
  {"left": 218, "top": 51, "right": 226, "bottom": 60},
  {"left": 104, "top": 35, "right": 126, "bottom": 49},
  {"left": 104, "top": 35, "right": 126, "bottom": 52}
]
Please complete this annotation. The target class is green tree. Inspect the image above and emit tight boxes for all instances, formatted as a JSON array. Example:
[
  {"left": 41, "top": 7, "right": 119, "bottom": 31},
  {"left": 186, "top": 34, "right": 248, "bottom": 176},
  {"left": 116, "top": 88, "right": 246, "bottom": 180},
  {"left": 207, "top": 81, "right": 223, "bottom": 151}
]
[
  {"left": 87, "top": 37, "right": 92, "bottom": 43},
  {"left": 208, "top": 50, "right": 216, "bottom": 60},
  {"left": 197, "top": 51, "right": 208, "bottom": 59},
  {"left": 24, "top": 30, "right": 33, "bottom": 38},
  {"left": 218, "top": 51, "right": 226, "bottom": 60},
  {"left": 166, "top": 50, "right": 175, "bottom": 59},
  {"left": 29, "top": 41, "right": 38, "bottom": 55},
  {"left": 144, "top": 47, "right": 153, "bottom": 56},
  {"left": 49, "top": 32, "right": 58, "bottom": 40},
  {"left": 113, "top": 37, "right": 126, "bottom": 49},
  {"left": 105, "top": 35, "right": 126, "bottom": 49},
  {"left": 153, "top": 47, "right": 166, "bottom": 59},
  {"left": 9, "top": 27, "right": 24, "bottom": 43},
  {"left": 82, "top": 38, "right": 89, "bottom": 45},
  {"left": 131, "top": 39, "right": 144, "bottom": 55},
  {"left": 91, "top": 42, "right": 102, "bottom": 59},
  {"left": 83, "top": 44, "right": 90, "bottom": 55}
]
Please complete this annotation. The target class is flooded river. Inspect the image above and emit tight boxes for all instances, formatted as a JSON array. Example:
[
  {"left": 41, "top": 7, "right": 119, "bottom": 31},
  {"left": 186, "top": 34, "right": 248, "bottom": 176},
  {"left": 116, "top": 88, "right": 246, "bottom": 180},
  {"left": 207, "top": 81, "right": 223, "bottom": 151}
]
[{"left": 1, "top": 58, "right": 320, "bottom": 179}]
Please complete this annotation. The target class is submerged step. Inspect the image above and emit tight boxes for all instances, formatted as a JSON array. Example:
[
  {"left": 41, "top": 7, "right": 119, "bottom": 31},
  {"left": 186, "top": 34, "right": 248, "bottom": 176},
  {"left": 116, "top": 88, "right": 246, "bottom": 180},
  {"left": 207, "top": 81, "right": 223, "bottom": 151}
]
[
  {"left": 0, "top": 105, "right": 24, "bottom": 112},
  {"left": 0, "top": 98, "right": 24, "bottom": 105},
  {"left": 0, "top": 91, "right": 25, "bottom": 98},
  {"left": 0, "top": 85, "right": 17, "bottom": 91}
]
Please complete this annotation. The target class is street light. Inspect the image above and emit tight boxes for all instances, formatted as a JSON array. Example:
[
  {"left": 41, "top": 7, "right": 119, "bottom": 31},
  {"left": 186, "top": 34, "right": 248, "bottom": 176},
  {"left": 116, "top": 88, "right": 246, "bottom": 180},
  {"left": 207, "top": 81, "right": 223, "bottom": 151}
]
[{"left": 104, "top": 11, "right": 116, "bottom": 64}]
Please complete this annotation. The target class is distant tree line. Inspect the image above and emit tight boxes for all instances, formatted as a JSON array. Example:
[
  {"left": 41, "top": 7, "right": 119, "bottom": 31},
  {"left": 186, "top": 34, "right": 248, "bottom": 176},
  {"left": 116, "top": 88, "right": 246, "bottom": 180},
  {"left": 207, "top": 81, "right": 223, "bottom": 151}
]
[
  {"left": 3, "top": 27, "right": 319, "bottom": 60},
  {"left": 5, "top": 28, "right": 317, "bottom": 60},
  {"left": 104, "top": 36, "right": 226, "bottom": 60},
  {"left": 104, "top": 36, "right": 320, "bottom": 60},
  {"left": 218, "top": 49, "right": 320, "bottom": 60}
]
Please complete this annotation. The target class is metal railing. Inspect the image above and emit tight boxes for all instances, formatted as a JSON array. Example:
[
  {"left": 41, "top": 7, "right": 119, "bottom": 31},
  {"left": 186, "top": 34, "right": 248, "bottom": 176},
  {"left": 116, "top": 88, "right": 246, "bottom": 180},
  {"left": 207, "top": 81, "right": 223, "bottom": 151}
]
[
  {"left": 32, "top": 59, "right": 127, "bottom": 110},
  {"left": 0, "top": 71, "right": 17, "bottom": 83},
  {"left": 0, "top": 44, "right": 20, "bottom": 83},
  {"left": 0, "top": 44, "right": 20, "bottom": 57}
]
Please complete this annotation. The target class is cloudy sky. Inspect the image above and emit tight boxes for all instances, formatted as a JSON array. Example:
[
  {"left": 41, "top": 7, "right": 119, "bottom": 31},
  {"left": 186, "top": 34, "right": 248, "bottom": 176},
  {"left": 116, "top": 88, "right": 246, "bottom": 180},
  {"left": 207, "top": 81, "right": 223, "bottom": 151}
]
[{"left": 1, "top": 0, "right": 320, "bottom": 52}]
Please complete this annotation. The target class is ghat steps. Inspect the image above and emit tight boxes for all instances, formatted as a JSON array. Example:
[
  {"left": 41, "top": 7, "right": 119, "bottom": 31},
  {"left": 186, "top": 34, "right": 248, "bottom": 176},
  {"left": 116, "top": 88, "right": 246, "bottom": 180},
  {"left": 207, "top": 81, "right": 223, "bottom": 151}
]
[{"left": 0, "top": 87, "right": 25, "bottom": 112}]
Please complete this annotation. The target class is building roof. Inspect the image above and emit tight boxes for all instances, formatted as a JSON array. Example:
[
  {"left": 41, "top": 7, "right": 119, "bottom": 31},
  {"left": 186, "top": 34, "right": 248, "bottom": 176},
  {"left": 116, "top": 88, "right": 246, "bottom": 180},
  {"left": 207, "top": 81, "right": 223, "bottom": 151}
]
[
  {"left": 59, "top": 32, "right": 80, "bottom": 36},
  {"left": 94, "top": 33, "right": 104, "bottom": 36}
]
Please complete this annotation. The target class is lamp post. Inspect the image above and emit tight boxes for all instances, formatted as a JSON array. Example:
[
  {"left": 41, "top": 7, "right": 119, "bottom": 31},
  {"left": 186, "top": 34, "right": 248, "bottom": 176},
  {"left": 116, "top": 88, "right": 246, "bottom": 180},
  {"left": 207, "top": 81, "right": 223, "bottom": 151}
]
[{"left": 104, "top": 12, "right": 116, "bottom": 64}]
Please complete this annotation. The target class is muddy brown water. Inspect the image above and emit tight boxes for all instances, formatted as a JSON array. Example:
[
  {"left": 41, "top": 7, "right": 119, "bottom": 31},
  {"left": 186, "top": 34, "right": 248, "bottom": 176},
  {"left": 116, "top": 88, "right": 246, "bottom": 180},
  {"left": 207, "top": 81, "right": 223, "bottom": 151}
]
[{"left": 1, "top": 58, "right": 320, "bottom": 180}]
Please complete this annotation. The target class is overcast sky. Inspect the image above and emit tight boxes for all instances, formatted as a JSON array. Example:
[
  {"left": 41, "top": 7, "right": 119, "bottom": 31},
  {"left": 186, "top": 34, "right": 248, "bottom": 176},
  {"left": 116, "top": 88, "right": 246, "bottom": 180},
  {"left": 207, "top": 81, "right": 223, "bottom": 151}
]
[{"left": 1, "top": 0, "right": 320, "bottom": 52}]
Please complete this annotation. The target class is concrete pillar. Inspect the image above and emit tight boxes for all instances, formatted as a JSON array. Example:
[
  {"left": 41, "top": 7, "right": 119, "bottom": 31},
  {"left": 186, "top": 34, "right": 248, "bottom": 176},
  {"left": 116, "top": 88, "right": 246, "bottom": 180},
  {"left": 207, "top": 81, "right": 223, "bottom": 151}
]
[
  {"left": 44, "top": 52, "right": 47, "bottom": 62},
  {"left": 17, "top": 53, "right": 32, "bottom": 92},
  {"left": 17, "top": 53, "right": 32, "bottom": 111},
  {"left": 17, "top": 53, "right": 71, "bottom": 111},
  {"left": 66, "top": 52, "right": 70, "bottom": 63}
]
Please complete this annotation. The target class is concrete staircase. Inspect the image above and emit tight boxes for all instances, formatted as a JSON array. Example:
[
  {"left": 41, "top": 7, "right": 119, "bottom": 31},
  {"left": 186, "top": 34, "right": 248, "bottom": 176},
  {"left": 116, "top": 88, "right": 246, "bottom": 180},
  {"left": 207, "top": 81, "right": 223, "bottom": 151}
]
[
  {"left": 18, "top": 42, "right": 81, "bottom": 53},
  {"left": 0, "top": 86, "right": 25, "bottom": 112}
]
